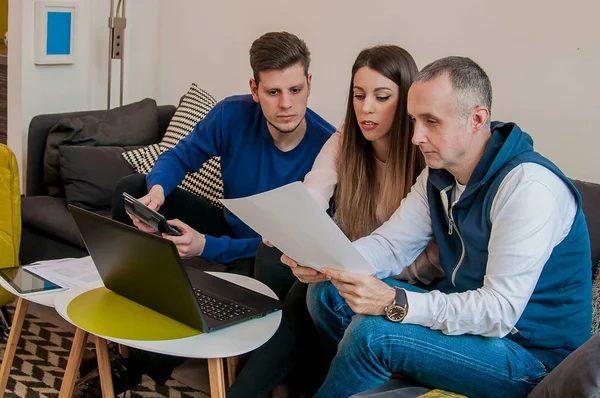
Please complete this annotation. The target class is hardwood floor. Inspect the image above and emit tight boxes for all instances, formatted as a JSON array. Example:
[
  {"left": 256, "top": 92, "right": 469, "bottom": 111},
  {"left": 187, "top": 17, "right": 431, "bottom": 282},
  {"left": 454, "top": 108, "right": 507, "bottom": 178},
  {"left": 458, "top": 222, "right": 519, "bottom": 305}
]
[{"left": 0, "top": 55, "right": 6, "bottom": 145}]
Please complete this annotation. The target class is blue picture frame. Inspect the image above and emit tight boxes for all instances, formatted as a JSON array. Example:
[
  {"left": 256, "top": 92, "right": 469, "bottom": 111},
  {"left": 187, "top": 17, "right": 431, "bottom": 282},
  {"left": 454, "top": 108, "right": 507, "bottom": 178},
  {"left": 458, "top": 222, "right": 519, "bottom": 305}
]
[{"left": 34, "top": 1, "right": 76, "bottom": 65}]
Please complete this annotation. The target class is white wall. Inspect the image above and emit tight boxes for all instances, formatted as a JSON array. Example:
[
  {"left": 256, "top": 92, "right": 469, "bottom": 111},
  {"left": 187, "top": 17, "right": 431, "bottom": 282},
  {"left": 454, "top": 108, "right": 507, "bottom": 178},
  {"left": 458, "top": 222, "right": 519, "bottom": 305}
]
[
  {"left": 20, "top": 0, "right": 107, "bottom": 126},
  {"left": 122, "top": 0, "right": 159, "bottom": 104},
  {"left": 154, "top": 0, "right": 600, "bottom": 183}
]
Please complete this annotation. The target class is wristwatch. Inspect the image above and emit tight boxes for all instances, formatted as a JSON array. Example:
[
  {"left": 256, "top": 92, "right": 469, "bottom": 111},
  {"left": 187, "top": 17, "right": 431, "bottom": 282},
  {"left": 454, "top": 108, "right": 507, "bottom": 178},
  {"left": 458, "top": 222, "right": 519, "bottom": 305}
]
[{"left": 384, "top": 287, "right": 408, "bottom": 322}]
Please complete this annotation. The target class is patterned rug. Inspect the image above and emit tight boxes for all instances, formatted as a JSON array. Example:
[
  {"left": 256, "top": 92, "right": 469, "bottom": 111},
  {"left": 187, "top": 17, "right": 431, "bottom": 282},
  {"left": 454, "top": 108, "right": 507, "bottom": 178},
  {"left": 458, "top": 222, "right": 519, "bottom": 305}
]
[{"left": 0, "top": 307, "right": 208, "bottom": 397}]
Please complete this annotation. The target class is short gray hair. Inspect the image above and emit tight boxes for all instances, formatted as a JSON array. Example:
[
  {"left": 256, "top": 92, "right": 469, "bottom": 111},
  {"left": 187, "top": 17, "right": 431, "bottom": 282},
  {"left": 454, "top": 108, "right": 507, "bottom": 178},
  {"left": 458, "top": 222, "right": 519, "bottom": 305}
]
[{"left": 416, "top": 56, "right": 492, "bottom": 125}]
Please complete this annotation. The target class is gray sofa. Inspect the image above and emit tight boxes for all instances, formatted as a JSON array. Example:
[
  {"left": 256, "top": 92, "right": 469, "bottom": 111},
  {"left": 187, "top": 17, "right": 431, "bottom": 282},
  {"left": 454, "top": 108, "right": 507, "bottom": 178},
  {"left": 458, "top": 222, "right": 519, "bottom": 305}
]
[
  {"left": 20, "top": 101, "right": 176, "bottom": 265},
  {"left": 354, "top": 178, "right": 600, "bottom": 397},
  {"left": 19, "top": 100, "right": 600, "bottom": 397}
]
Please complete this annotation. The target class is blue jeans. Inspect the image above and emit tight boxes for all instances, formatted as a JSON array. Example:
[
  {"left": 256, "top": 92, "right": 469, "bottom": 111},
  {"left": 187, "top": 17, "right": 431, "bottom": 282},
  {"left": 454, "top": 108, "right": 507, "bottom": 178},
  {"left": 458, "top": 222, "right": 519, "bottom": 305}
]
[{"left": 307, "top": 279, "right": 548, "bottom": 398}]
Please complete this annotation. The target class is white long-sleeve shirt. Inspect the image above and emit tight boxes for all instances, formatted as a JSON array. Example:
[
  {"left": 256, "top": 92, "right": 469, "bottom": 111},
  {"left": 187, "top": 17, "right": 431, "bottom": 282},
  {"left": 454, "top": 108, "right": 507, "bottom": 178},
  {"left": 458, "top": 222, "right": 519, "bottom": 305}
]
[
  {"left": 303, "top": 131, "right": 443, "bottom": 281},
  {"left": 304, "top": 131, "right": 387, "bottom": 223},
  {"left": 353, "top": 163, "right": 577, "bottom": 337}
]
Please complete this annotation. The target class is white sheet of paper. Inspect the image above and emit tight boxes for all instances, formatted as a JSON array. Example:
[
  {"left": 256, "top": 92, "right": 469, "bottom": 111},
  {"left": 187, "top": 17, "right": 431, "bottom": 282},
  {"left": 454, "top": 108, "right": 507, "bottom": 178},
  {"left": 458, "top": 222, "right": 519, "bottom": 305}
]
[
  {"left": 221, "top": 182, "right": 375, "bottom": 275},
  {"left": 23, "top": 256, "right": 102, "bottom": 288}
]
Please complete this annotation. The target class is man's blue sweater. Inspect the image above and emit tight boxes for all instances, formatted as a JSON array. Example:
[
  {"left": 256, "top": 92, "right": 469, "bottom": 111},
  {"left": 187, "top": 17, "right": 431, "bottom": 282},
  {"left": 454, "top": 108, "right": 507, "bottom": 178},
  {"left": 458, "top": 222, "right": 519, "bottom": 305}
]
[{"left": 147, "top": 94, "right": 335, "bottom": 263}]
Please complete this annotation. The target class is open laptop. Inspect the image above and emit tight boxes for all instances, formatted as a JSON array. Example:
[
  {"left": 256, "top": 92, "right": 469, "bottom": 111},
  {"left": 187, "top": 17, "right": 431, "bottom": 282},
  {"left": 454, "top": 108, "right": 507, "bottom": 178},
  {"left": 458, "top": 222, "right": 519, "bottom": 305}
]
[{"left": 68, "top": 205, "right": 283, "bottom": 333}]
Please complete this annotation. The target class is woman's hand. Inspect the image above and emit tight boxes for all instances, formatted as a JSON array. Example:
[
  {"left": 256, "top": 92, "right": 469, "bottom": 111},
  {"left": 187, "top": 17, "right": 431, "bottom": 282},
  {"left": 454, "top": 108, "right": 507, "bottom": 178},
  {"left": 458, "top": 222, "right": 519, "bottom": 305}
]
[{"left": 280, "top": 254, "right": 329, "bottom": 283}]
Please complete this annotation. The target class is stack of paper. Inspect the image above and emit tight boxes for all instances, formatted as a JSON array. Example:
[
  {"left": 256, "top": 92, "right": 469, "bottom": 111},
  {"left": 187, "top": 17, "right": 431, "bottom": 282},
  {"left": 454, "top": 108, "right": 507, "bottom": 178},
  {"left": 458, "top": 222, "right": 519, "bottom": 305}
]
[
  {"left": 24, "top": 256, "right": 102, "bottom": 288},
  {"left": 221, "top": 182, "right": 375, "bottom": 275}
]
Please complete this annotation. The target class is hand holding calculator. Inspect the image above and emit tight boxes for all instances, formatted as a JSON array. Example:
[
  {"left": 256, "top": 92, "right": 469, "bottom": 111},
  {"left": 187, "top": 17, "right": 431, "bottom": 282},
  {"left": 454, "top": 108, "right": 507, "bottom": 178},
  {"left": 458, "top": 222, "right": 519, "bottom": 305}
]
[{"left": 123, "top": 192, "right": 183, "bottom": 236}]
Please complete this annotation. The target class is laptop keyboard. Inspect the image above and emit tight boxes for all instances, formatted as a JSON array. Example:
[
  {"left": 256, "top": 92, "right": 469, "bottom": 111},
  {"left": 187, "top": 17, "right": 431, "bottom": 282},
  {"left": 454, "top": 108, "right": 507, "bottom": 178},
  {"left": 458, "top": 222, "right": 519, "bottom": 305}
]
[{"left": 192, "top": 287, "right": 252, "bottom": 322}]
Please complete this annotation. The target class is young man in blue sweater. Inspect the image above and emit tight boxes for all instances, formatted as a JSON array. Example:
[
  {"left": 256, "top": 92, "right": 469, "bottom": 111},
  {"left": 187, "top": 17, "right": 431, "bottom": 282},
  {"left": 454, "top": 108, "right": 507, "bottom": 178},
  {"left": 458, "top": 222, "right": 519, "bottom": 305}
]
[
  {"left": 75, "top": 32, "right": 334, "bottom": 397},
  {"left": 111, "top": 31, "right": 334, "bottom": 276},
  {"left": 284, "top": 57, "right": 591, "bottom": 397}
]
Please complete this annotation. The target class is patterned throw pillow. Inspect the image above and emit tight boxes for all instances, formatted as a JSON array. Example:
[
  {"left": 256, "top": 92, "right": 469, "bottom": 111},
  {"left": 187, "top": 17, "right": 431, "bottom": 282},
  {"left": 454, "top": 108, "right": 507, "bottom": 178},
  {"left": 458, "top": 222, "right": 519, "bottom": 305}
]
[{"left": 121, "top": 84, "right": 224, "bottom": 207}]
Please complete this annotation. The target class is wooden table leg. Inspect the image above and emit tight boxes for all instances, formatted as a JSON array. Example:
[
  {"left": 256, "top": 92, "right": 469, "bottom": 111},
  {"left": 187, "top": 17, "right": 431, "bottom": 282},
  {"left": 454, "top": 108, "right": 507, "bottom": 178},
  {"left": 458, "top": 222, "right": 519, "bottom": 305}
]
[
  {"left": 95, "top": 336, "right": 115, "bottom": 398},
  {"left": 0, "top": 297, "right": 29, "bottom": 394},
  {"left": 118, "top": 344, "right": 129, "bottom": 358},
  {"left": 226, "top": 356, "right": 239, "bottom": 387},
  {"left": 208, "top": 357, "right": 226, "bottom": 398},
  {"left": 59, "top": 327, "right": 88, "bottom": 398}
]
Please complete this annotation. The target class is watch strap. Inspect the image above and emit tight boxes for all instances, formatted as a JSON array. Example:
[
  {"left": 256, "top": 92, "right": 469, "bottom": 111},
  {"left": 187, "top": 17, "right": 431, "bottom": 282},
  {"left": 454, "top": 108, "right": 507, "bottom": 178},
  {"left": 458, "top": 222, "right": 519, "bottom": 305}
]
[{"left": 394, "top": 287, "right": 407, "bottom": 307}]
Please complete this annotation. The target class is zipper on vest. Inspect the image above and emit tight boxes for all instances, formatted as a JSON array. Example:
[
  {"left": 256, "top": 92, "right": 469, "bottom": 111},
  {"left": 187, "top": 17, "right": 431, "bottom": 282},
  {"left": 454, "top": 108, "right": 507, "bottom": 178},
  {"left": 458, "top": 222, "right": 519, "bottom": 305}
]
[
  {"left": 449, "top": 201, "right": 466, "bottom": 288},
  {"left": 440, "top": 186, "right": 453, "bottom": 234}
]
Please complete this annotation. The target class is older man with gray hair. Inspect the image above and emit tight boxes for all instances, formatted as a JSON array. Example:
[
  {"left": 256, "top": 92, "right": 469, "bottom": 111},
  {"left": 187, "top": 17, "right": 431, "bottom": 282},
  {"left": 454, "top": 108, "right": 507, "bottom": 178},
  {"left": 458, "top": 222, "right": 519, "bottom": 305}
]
[{"left": 284, "top": 56, "right": 591, "bottom": 397}]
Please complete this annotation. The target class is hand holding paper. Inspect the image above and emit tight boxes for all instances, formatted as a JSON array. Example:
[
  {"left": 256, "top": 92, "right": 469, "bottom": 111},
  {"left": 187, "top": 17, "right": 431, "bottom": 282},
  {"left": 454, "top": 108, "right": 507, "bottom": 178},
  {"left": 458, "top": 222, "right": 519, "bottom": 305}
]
[
  {"left": 221, "top": 182, "right": 375, "bottom": 275},
  {"left": 281, "top": 254, "right": 329, "bottom": 283}
]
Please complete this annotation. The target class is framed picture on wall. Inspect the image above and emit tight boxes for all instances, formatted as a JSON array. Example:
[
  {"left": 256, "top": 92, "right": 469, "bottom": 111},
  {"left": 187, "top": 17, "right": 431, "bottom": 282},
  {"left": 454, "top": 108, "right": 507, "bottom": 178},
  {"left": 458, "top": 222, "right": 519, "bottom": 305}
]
[{"left": 34, "top": 1, "right": 77, "bottom": 65}]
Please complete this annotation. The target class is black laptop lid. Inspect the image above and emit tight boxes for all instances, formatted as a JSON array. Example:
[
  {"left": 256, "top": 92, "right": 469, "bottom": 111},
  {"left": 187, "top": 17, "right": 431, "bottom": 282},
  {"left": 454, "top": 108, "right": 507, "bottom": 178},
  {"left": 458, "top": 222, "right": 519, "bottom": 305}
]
[{"left": 69, "top": 205, "right": 206, "bottom": 332}]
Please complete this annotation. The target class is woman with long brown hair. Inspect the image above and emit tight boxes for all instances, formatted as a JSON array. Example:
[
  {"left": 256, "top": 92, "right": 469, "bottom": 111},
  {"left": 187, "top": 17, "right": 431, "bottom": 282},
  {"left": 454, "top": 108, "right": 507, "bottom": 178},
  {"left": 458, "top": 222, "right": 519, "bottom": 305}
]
[{"left": 305, "top": 44, "right": 424, "bottom": 240}]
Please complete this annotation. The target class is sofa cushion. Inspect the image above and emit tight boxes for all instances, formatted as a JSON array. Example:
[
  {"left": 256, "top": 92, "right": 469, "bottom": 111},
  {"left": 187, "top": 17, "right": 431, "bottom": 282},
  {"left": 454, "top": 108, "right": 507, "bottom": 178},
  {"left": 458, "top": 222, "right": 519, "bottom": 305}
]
[
  {"left": 21, "top": 196, "right": 84, "bottom": 248},
  {"left": 43, "top": 98, "right": 160, "bottom": 196},
  {"left": 528, "top": 333, "right": 600, "bottom": 398},
  {"left": 59, "top": 146, "right": 139, "bottom": 211},
  {"left": 121, "top": 84, "right": 224, "bottom": 207}
]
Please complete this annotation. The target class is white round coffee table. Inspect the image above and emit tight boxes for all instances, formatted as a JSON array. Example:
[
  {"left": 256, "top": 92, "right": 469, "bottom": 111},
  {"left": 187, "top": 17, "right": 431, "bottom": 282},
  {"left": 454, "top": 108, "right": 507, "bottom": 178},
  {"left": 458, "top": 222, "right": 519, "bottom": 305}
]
[{"left": 53, "top": 272, "right": 282, "bottom": 398}]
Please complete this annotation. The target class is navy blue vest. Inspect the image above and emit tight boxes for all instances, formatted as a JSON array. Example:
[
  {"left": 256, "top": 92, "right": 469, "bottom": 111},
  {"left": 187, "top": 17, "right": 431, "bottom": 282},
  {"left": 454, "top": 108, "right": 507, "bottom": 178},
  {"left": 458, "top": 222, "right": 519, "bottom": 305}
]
[{"left": 426, "top": 122, "right": 591, "bottom": 370}]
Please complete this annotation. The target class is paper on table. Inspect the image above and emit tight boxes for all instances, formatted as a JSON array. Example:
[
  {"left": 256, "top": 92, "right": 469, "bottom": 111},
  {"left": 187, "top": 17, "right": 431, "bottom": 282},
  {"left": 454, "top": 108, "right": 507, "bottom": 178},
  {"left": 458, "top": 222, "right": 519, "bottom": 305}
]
[
  {"left": 221, "top": 182, "right": 376, "bottom": 275},
  {"left": 23, "top": 256, "right": 102, "bottom": 288}
]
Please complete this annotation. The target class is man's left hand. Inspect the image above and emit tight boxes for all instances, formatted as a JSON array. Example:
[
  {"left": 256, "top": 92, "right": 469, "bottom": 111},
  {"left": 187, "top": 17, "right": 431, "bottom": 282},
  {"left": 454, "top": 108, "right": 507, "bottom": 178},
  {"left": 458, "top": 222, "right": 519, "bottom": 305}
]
[
  {"left": 162, "top": 219, "right": 206, "bottom": 258},
  {"left": 321, "top": 268, "right": 396, "bottom": 316}
]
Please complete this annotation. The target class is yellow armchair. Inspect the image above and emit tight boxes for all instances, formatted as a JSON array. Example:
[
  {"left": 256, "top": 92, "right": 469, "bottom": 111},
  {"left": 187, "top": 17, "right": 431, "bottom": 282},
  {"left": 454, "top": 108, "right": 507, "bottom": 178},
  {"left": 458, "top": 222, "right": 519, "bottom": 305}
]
[{"left": 0, "top": 143, "right": 21, "bottom": 318}]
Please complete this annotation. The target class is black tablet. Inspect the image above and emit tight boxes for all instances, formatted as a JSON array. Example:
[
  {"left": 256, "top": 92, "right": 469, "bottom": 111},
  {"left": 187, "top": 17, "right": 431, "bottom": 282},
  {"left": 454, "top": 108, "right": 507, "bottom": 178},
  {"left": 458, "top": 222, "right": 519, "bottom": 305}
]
[
  {"left": 0, "top": 267, "right": 62, "bottom": 294},
  {"left": 122, "top": 192, "right": 182, "bottom": 236}
]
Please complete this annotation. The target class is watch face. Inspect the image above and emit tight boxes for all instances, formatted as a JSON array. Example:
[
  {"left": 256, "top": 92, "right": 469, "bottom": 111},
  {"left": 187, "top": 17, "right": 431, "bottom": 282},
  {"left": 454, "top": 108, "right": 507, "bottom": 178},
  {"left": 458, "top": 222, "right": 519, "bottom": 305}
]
[{"left": 387, "top": 306, "right": 406, "bottom": 322}]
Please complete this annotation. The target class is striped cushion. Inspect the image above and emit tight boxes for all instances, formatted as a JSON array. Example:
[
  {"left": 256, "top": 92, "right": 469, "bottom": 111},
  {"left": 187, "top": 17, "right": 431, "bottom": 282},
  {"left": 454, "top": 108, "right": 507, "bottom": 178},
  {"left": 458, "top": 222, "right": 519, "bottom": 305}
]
[{"left": 121, "top": 84, "right": 224, "bottom": 207}]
